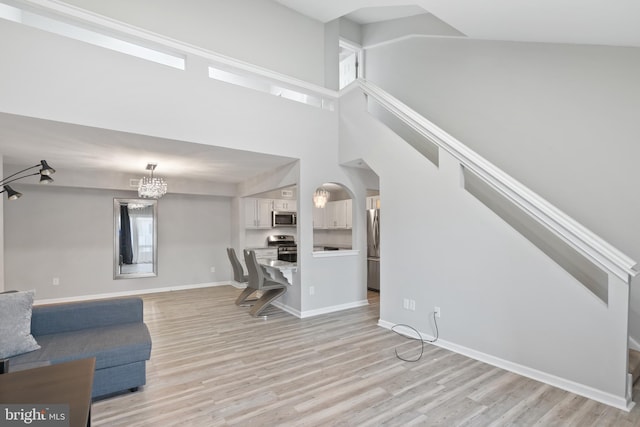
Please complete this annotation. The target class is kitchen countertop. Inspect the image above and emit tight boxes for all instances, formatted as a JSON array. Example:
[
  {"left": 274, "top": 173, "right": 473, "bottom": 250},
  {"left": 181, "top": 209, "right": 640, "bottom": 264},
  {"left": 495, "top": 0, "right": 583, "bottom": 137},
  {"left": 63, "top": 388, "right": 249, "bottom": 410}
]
[
  {"left": 259, "top": 259, "right": 297, "bottom": 270},
  {"left": 313, "top": 245, "right": 353, "bottom": 251},
  {"left": 312, "top": 248, "right": 360, "bottom": 258}
]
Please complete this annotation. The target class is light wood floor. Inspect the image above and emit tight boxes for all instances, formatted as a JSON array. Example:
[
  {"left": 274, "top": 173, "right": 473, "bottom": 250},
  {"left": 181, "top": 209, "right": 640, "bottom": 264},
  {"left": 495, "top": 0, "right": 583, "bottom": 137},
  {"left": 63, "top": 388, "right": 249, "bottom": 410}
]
[{"left": 92, "top": 286, "right": 640, "bottom": 426}]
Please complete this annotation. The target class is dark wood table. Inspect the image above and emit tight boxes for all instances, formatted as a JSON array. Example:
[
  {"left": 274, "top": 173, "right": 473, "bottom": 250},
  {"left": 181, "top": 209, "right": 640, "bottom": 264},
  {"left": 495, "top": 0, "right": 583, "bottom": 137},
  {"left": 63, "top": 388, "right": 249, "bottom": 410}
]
[{"left": 0, "top": 357, "right": 95, "bottom": 427}]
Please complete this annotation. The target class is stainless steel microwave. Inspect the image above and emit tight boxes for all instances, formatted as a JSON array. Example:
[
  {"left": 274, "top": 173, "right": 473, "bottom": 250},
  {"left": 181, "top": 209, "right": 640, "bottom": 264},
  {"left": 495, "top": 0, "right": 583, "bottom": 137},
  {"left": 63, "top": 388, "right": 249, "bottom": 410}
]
[{"left": 272, "top": 211, "right": 296, "bottom": 227}]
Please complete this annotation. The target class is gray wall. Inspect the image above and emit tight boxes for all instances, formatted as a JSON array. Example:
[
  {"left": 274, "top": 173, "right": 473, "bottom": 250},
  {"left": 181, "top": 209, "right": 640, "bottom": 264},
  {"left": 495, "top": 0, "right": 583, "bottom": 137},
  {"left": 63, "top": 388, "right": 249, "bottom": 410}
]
[
  {"left": 4, "top": 185, "right": 232, "bottom": 300},
  {"left": 364, "top": 36, "right": 640, "bottom": 338}
]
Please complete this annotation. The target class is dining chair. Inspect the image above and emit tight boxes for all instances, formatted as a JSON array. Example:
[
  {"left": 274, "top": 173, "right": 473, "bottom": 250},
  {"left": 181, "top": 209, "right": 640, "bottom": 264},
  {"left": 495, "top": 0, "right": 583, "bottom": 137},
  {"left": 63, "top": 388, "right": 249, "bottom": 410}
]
[
  {"left": 243, "top": 249, "right": 288, "bottom": 317},
  {"left": 227, "top": 248, "right": 256, "bottom": 306}
]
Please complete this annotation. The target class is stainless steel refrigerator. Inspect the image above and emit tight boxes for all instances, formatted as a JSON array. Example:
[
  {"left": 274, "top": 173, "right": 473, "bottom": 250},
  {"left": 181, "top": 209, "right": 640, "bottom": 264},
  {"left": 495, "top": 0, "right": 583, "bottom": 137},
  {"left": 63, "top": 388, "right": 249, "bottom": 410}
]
[{"left": 367, "top": 209, "right": 380, "bottom": 291}]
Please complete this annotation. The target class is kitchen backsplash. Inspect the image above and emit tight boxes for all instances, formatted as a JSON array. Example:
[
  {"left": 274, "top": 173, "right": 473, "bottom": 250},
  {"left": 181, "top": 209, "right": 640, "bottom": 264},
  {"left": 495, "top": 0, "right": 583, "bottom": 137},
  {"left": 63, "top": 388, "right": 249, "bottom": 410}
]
[
  {"left": 245, "top": 228, "right": 351, "bottom": 249},
  {"left": 313, "top": 229, "right": 352, "bottom": 247},
  {"left": 245, "top": 228, "right": 298, "bottom": 248}
]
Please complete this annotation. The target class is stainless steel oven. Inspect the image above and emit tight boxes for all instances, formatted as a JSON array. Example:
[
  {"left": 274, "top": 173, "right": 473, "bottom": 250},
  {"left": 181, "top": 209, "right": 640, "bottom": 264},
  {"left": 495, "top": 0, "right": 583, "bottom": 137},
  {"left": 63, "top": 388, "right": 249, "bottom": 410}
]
[
  {"left": 277, "top": 246, "right": 297, "bottom": 262},
  {"left": 267, "top": 235, "right": 297, "bottom": 263}
]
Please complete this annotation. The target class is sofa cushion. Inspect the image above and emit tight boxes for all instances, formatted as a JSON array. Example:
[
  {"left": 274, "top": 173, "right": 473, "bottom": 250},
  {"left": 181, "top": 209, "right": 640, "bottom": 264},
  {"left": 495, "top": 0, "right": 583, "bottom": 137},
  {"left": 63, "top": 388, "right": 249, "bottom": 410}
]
[
  {"left": 9, "top": 322, "right": 151, "bottom": 370},
  {"left": 31, "top": 297, "right": 144, "bottom": 336},
  {"left": 0, "top": 290, "right": 40, "bottom": 358}
]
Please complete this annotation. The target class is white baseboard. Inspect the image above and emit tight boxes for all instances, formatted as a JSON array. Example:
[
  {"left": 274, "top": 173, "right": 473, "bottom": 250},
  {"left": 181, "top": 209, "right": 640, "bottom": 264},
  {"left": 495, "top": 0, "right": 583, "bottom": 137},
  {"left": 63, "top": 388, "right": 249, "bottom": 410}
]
[
  {"left": 378, "top": 319, "right": 634, "bottom": 412},
  {"left": 300, "top": 299, "right": 369, "bottom": 318},
  {"left": 271, "top": 299, "right": 370, "bottom": 319},
  {"left": 271, "top": 301, "right": 301, "bottom": 318},
  {"left": 34, "top": 281, "right": 228, "bottom": 305}
]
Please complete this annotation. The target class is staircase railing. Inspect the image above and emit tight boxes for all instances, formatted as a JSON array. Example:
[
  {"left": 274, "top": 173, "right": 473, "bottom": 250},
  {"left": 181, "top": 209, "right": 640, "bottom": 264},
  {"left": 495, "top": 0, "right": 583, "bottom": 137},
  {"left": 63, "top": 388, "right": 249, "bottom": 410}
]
[{"left": 358, "top": 79, "right": 638, "bottom": 284}]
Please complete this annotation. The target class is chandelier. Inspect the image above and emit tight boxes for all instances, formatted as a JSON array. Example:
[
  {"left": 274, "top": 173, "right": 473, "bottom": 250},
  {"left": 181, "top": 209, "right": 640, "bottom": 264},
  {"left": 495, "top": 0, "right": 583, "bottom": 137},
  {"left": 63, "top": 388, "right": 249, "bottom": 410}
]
[
  {"left": 313, "top": 188, "right": 330, "bottom": 208},
  {"left": 138, "top": 163, "right": 167, "bottom": 199}
]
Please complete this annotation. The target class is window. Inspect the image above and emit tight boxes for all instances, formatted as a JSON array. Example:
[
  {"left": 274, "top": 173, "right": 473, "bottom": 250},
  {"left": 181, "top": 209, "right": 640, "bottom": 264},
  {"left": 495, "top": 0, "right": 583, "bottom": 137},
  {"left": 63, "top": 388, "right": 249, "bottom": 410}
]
[
  {"left": 208, "top": 67, "right": 335, "bottom": 110},
  {"left": 339, "top": 40, "right": 363, "bottom": 90},
  {"left": 0, "top": 3, "right": 185, "bottom": 69}
]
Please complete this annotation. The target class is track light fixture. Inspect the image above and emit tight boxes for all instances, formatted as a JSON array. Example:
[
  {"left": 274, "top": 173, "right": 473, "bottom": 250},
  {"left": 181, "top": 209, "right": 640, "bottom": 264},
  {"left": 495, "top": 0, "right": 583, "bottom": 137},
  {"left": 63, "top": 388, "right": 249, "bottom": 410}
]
[{"left": 0, "top": 160, "right": 56, "bottom": 200}]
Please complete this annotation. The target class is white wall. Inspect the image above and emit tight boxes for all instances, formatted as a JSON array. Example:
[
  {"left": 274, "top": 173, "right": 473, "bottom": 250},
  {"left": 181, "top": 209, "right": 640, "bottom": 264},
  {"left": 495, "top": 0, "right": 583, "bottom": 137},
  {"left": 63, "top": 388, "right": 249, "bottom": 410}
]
[
  {"left": 340, "top": 88, "right": 631, "bottom": 407},
  {"left": 324, "top": 19, "right": 340, "bottom": 91},
  {"left": 61, "top": 0, "right": 326, "bottom": 86},
  {"left": 364, "top": 36, "right": 640, "bottom": 338},
  {"left": 301, "top": 170, "right": 368, "bottom": 313},
  {"left": 0, "top": 20, "right": 331, "bottom": 157},
  {"left": 339, "top": 18, "right": 362, "bottom": 45},
  {"left": 4, "top": 185, "right": 231, "bottom": 299}
]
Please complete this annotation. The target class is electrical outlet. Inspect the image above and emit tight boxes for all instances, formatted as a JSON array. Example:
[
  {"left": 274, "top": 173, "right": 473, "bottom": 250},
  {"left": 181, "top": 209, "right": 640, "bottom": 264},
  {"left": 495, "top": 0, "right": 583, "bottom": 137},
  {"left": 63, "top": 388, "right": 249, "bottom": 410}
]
[
  {"left": 409, "top": 299, "right": 416, "bottom": 311},
  {"left": 210, "top": 266, "right": 215, "bottom": 273},
  {"left": 52, "top": 277, "right": 60, "bottom": 286},
  {"left": 403, "top": 298, "right": 409, "bottom": 309},
  {"left": 434, "top": 306, "right": 441, "bottom": 318},
  {"left": 309, "top": 286, "right": 315, "bottom": 296}
]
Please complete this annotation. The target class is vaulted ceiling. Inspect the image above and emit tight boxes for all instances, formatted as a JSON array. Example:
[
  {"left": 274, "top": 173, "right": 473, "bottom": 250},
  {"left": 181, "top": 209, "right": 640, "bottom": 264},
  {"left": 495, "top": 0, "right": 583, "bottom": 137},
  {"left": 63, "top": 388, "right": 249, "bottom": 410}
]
[{"left": 275, "top": 0, "right": 640, "bottom": 48}]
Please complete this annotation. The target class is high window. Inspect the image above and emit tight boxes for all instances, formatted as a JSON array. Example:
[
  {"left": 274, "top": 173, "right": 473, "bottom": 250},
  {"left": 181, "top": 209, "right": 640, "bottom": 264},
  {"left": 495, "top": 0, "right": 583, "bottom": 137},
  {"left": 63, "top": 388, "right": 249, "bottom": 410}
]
[{"left": 339, "top": 40, "right": 363, "bottom": 90}]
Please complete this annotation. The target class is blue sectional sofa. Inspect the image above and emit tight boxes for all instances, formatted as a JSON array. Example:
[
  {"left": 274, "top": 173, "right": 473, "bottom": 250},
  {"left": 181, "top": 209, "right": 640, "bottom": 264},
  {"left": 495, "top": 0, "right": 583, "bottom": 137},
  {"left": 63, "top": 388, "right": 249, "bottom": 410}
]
[{"left": 8, "top": 297, "right": 152, "bottom": 399}]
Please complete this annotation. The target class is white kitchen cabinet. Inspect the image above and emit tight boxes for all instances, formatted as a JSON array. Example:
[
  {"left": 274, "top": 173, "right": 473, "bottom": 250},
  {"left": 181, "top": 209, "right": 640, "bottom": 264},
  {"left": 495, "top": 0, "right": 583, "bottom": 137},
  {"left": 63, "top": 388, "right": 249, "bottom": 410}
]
[
  {"left": 273, "top": 199, "right": 297, "bottom": 212},
  {"left": 324, "top": 201, "right": 337, "bottom": 228},
  {"left": 314, "top": 200, "right": 353, "bottom": 229},
  {"left": 366, "top": 196, "right": 380, "bottom": 210},
  {"left": 325, "top": 200, "right": 348, "bottom": 229},
  {"left": 245, "top": 198, "right": 273, "bottom": 229},
  {"left": 313, "top": 205, "right": 326, "bottom": 229}
]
